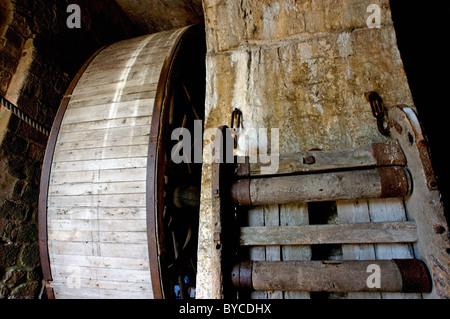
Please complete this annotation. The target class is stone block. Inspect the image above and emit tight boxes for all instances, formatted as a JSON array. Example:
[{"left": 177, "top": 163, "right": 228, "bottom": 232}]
[
  {"left": 0, "top": 285, "right": 9, "bottom": 299},
  {"left": 27, "top": 267, "right": 42, "bottom": 281},
  {"left": 0, "top": 50, "right": 19, "bottom": 74},
  {"left": 9, "top": 180, "right": 24, "bottom": 201},
  {"left": 204, "top": 0, "right": 391, "bottom": 53},
  {"left": 0, "top": 244, "right": 20, "bottom": 267},
  {"left": 1, "top": 131, "right": 28, "bottom": 157},
  {"left": 4, "top": 27, "right": 25, "bottom": 51},
  {"left": 26, "top": 142, "right": 45, "bottom": 163},
  {"left": 0, "top": 199, "right": 27, "bottom": 221},
  {"left": 9, "top": 12, "right": 32, "bottom": 38},
  {"left": 0, "top": 69, "right": 12, "bottom": 95},
  {"left": 1, "top": 221, "right": 15, "bottom": 243},
  {"left": 20, "top": 245, "right": 40, "bottom": 267},
  {"left": 21, "top": 183, "right": 39, "bottom": 206},
  {"left": 4, "top": 269, "right": 26, "bottom": 284},
  {"left": 16, "top": 223, "right": 38, "bottom": 243},
  {"left": 9, "top": 281, "right": 40, "bottom": 299},
  {"left": 0, "top": 218, "right": 8, "bottom": 236}
]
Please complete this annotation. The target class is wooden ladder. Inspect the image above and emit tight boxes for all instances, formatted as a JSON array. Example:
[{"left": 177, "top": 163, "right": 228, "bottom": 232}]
[{"left": 210, "top": 106, "right": 450, "bottom": 299}]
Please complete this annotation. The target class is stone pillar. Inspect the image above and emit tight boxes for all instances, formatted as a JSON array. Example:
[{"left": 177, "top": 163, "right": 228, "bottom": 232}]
[{"left": 196, "top": 0, "right": 415, "bottom": 298}]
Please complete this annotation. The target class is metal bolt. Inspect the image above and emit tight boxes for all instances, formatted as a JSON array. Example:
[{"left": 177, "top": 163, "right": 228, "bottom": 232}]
[
  {"left": 303, "top": 155, "right": 316, "bottom": 165},
  {"left": 434, "top": 225, "right": 446, "bottom": 234}
]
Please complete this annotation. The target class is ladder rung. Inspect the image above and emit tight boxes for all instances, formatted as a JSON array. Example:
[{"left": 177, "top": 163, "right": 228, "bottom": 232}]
[
  {"left": 236, "top": 141, "right": 406, "bottom": 177},
  {"left": 240, "top": 221, "right": 418, "bottom": 246},
  {"left": 232, "top": 167, "right": 410, "bottom": 206},
  {"left": 232, "top": 259, "right": 431, "bottom": 293}
]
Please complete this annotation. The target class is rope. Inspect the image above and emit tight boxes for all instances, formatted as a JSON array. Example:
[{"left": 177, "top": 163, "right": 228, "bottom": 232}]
[{"left": 0, "top": 94, "right": 50, "bottom": 136}]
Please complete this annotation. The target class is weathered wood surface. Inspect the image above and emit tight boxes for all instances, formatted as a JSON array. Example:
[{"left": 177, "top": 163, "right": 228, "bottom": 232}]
[
  {"left": 237, "top": 141, "right": 406, "bottom": 177},
  {"left": 46, "top": 27, "right": 189, "bottom": 299},
  {"left": 369, "top": 198, "right": 421, "bottom": 299},
  {"left": 245, "top": 203, "right": 311, "bottom": 299},
  {"left": 280, "top": 203, "right": 311, "bottom": 299},
  {"left": 337, "top": 199, "right": 420, "bottom": 299},
  {"left": 242, "top": 260, "right": 430, "bottom": 293},
  {"left": 247, "top": 206, "right": 268, "bottom": 299},
  {"left": 264, "top": 205, "right": 283, "bottom": 299},
  {"left": 240, "top": 222, "right": 418, "bottom": 246},
  {"left": 388, "top": 106, "right": 450, "bottom": 299},
  {"left": 337, "top": 200, "right": 381, "bottom": 299},
  {"left": 233, "top": 167, "right": 409, "bottom": 205}
]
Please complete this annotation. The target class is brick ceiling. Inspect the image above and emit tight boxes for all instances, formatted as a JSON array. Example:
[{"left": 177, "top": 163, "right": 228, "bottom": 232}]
[{"left": 114, "top": 0, "right": 204, "bottom": 33}]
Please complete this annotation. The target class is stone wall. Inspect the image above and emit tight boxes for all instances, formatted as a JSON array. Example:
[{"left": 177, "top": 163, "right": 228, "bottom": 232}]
[
  {"left": 196, "top": 0, "right": 416, "bottom": 298},
  {"left": 0, "top": 0, "right": 138, "bottom": 298}
]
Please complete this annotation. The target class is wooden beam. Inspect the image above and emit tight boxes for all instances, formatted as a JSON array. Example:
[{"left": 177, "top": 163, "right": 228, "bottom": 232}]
[
  {"left": 231, "top": 167, "right": 410, "bottom": 206},
  {"left": 240, "top": 222, "right": 418, "bottom": 246},
  {"left": 236, "top": 141, "right": 406, "bottom": 177},
  {"left": 232, "top": 259, "right": 432, "bottom": 293}
]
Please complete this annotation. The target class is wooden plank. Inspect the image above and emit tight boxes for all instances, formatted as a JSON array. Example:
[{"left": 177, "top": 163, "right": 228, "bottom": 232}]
[
  {"left": 48, "top": 230, "right": 148, "bottom": 244},
  {"left": 50, "top": 265, "right": 151, "bottom": 284},
  {"left": 50, "top": 280, "right": 151, "bottom": 294},
  {"left": 50, "top": 254, "right": 149, "bottom": 270},
  {"left": 92, "top": 33, "right": 155, "bottom": 50},
  {"left": 337, "top": 199, "right": 381, "bottom": 299},
  {"left": 70, "top": 80, "right": 157, "bottom": 99},
  {"left": 55, "top": 136, "right": 150, "bottom": 151},
  {"left": 48, "top": 219, "right": 147, "bottom": 232},
  {"left": 240, "top": 222, "right": 418, "bottom": 246},
  {"left": 71, "top": 82, "right": 158, "bottom": 100},
  {"left": 264, "top": 204, "right": 283, "bottom": 299},
  {"left": 75, "top": 68, "right": 161, "bottom": 91},
  {"left": 85, "top": 56, "right": 165, "bottom": 74},
  {"left": 239, "top": 141, "right": 406, "bottom": 177},
  {"left": 247, "top": 206, "right": 267, "bottom": 299},
  {"left": 84, "top": 51, "right": 167, "bottom": 70},
  {"left": 49, "top": 181, "right": 146, "bottom": 196},
  {"left": 52, "top": 285, "right": 152, "bottom": 299},
  {"left": 51, "top": 157, "right": 148, "bottom": 173},
  {"left": 64, "top": 91, "right": 156, "bottom": 117},
  {"left": 57, "top": 125, "right": 150, "bottom": 144},
  {"left": 84, "top": 38, "right": 169, "bottom": 60},
  {"left": 50, "top": 168, "right": 148, "bottom": 185},
  {"left": 62, "top": 102, "right": 154, "bottom": 124},
  {"left": 72, "top": 78, "right": 158, "bottom": 97},
  {"left": 97, "top": 39, "right": 168, "bottom": 55},
  {"left": 369, "top": 198, "right": 421, "bottom": 299},
  {"left": 53, "top": 145, "right": 149, "bottom": 163},
  {"left": 66, "top": 95, "right": 154, "bottom": 112},
  {"left": 85, "top": 44, "right": 168, "bottom": 63},
  {"left": 47, "top": 207, "right": 146, "bottom": 221},
  {"left": 60, "top": 115, "right": 151, "bottom": 133},
  {"left": 48, "top": 241, "right": 148, "bottom": 258},
  {"left": 82, "top": 56, "right": 162, "bottom": 74},
  {"left": 47, "top": 194, "right": 146, "bottom": 208},
  {"left": 280, "top": 203, "right": 311, "bottom": 299}
]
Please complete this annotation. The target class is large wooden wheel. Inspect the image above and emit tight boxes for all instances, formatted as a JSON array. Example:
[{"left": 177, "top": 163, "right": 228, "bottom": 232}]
[{"left": 39, "top": 25, "right": 206, "bottom": 299}]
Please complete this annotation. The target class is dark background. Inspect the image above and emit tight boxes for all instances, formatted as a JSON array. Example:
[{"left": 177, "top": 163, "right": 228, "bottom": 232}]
[{"left": 390, "top": 1, "right": 449, "bottom": 225}]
